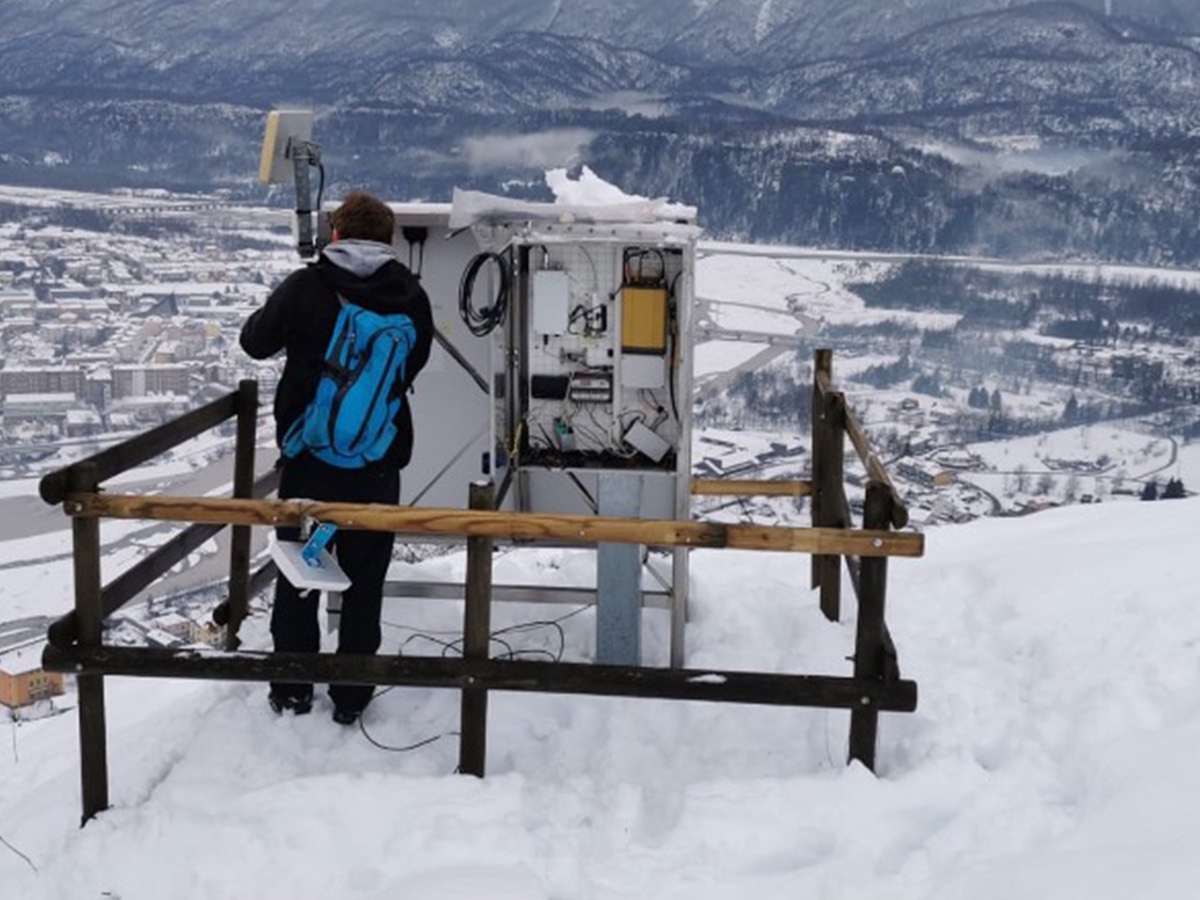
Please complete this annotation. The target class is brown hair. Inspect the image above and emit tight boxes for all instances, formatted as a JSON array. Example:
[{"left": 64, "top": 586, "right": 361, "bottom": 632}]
[{"left": 329, "top": 190, "right": 395, "bottom": 244}]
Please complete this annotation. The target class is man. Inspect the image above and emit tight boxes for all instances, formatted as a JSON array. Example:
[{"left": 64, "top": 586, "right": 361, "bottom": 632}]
[{"left": 240, "top": 190, "right": 434, "bottom": 724}]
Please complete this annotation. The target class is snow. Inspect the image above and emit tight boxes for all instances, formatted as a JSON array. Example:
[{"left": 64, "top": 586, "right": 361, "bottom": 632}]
[
  {"left": 968, "top": 425, "right": 1173, "bottom": 481},
  {"left": 0, "top": 639, "right": 46, "bottom": 676},
  {"left": 545, "top": 165, "right": 650, "bottom": 205},
  {"left": 448, "top": 186, "right": 696, "bottom": 232},
  {"left": 543, "top": 165, "right": 697, "bottom": 222},
  {"left": 703, "top": 301, "right": 799, "bottom": 334},
  {"left": 2, "top": 497, "right": 1200, "bottom": 898},
  {"left": 692, "top": 340, "right": 768, "bottom": 379},
  {"left": 696, "top": 250, "right": 959, "bottom": 332},
  {"left": 754, "top": 0, "right": 777, "bottom": 44}
]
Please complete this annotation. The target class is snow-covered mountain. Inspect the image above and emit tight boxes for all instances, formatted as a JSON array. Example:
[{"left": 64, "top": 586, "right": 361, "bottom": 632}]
[
  {"left": 760, "top": 3, "right": 1200, "bottom": 136},
  {"left": 3, "top": 1, "right": 1200, "bottom": 263},
  {"left": 1, "top": 1, "right": 1192, "bottom": 76}
]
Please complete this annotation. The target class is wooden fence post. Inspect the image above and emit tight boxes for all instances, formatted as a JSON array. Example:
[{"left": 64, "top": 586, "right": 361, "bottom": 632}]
[
  {"left": 811, "top": 350, "right": 845, "bottom": 621},
  {"left": 810, "top": 351, "right": 826, "bottom": 598},
  {"left": 68, "top": 462, "right": 109, "bottom": 825},
  {"left": 225, "top": 379, "right": 258, "bottom": 650},
  {"left": 459, "top": 480, "right": 494, "bottom": 777},
  {"left": 848, "top": 480, "right": 893, "bottom": 771}
]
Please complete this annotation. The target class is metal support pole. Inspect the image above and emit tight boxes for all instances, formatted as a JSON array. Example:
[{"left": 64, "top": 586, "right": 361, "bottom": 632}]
[
  {"left": 669, "top": 546, "right": 689, "bottom": 669},
  {"left": 68, "top": 463, "right": 109, "bottom": 825},
  {"left": 848, "top": 481, "right": 892, "bottom": 772},
  {"left": 459, "top": 480, "right": 494, "bottom": 777},
  {"left": 596, "top": 472, "right": 644, "bottom": 665},
  {"left": 670, "top": 245, "right": 697, "bottom": 669},
  {"left": 225, "top": 379, "right": 257, "bottom": 650},
  {"left": 291, "top": 143, "right": 316, "bottom": 258}
]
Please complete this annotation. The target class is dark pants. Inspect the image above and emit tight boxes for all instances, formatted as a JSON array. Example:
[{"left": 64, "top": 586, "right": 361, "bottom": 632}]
[{"left": 271, "top": 453, "right": 399, "bottom": 713}]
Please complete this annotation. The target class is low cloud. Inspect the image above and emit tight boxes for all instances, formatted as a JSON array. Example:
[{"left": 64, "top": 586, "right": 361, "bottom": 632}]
[
  {"left": 461, "top": 129, "right": 596, "bottom": 174},
  {"left": 913, "top": 137, "right": 1128, "bottom": 179}
]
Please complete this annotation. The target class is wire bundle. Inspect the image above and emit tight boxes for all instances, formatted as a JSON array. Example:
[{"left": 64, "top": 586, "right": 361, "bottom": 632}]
[
  {"left": 359, "top": 605, "right": 593, "bottom": 756},
  {"left": 458, "top": 252, "right": 511, "bottom": 336}
]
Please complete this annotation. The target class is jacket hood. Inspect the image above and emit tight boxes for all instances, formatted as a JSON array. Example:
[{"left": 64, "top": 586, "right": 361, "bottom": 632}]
[
  {"left": 315, "top": 239, "right": 423, "bottom": 316},
  {"left": 321, "top": 239, "right": 398, "bottom": 278}
]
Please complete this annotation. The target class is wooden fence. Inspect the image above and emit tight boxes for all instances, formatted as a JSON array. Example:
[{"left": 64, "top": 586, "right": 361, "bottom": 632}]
[{"left": 39, "top": 352, "right": 923, "bottom": 824}]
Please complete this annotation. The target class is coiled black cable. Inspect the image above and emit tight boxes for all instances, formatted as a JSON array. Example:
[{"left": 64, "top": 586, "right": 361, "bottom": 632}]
[{"left": 459, "top": 252, "right": 511, "bottom": 336}]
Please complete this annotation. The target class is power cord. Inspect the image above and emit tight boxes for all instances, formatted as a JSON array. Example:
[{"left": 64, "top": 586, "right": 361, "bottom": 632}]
[
  {"left": 402, "top": 226, "right": 428, "bottom": 277},
  {"left": 355, "top": 688, "right": 459, "bottom": 754},
  {"left": 360, "top": 605, "right": 595, "bottom": 754},
  {"left": 315, "top": 162, "right": 325, "bottom": 221},
  {"left": 459, "top": 252, "right": 511, "bottom": 336},
  {"left": 0, "top": 832, "right": 37, "bottom": 874}
]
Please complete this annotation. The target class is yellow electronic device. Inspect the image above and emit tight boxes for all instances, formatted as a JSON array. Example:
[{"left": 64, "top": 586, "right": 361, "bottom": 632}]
[{"left": 621, "top": 286, "right": 668, "bottom": 355}]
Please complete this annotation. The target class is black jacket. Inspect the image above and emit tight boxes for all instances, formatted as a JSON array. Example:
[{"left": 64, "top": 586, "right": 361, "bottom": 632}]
[{"left": 240, "top": 240, "right": 434, "bottom": 469}]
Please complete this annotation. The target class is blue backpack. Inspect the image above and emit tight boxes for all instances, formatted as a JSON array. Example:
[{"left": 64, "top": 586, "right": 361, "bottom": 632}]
[{"left": 282, "top": 299, "right": 418, "bottom": 468}]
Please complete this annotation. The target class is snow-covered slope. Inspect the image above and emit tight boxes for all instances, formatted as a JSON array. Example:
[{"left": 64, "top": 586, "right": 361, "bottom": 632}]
[{"left": 2, "top": 497, "right": 1198, "bottom": 898}]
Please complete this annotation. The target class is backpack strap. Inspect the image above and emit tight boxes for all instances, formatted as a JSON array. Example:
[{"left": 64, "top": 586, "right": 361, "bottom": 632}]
[{"left": 321, "top": 295, "right": 356, "bottom": 380}]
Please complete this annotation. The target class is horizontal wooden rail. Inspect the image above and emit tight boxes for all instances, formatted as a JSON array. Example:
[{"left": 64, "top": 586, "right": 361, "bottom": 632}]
[
  {"left": 39, "top": 390, "right": 242, "bottom": 505},
  {"left": 64, "top": 493, "right": 925, "bottom": 558},
  {"left": 50, "top": 469, "right": 282, "bottom": 648},
  {"left": 42, "top": 645, "right": 918, "bottom": 713},
  {"left": 691, "top": 479, "right": 813, "bottom": 498}
]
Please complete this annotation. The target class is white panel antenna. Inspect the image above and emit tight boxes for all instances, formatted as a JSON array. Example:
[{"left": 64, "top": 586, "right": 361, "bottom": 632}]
[
  {"left": 257, "top": 109, "right": 321, "bottom": 257},
  {"left": 258, "top": 110, "right": 315, "bottom": 185}
]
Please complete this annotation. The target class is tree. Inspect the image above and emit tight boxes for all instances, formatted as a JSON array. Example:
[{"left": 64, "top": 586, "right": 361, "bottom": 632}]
[
  {"left": 1112, "top": 468, "right": 1127, "bottom": 494},
  {"left": 987, "top": 408, "right": 1009, "bottom": 435},
  {"left": 1063, "top": 392, "right": 1079, "bottom": 424},
  {"left": 911, "top": 372, "right": 943, "bottom": 397},
  {"left": 1140, "top": 479, "right": 1159, "bottom": 501},
  {"left": 1064, "top": 473, "right": 1080, "bottom": 503},
  {"left": 1014, "top": 464, "right": 1031, "bottom": 494},
  {"left": 1162, "top": 477, "right": 1186, "bottom": 500}
]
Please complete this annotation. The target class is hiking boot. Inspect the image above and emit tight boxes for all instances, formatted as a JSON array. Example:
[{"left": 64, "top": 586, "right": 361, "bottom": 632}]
[
  {"left": 332, "top": 706, "right": 361, "bottom": 726},
  {"left": 269, "top": 693, "right": 313, "bottom": 716}
]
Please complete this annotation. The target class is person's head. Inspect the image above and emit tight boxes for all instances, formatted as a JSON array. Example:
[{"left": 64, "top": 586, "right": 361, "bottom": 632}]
[{"left": 329, "top": 190, "right": 395, "bottom": 244}]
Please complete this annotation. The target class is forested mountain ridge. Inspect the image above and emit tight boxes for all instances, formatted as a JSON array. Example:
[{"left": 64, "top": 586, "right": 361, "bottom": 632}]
[{"left": 2, "top": 1, "right": 1199, "bottom": 264}]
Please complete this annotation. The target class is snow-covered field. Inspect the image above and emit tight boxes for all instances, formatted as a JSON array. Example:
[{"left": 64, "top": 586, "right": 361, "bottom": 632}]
[
  {"left": 697, "top": 250, "right": 960, "bottom": 331},
  {"left": 691, "top": 340, "right": 769, "bottom": 380},
  {"left": 2, "top": 498, "right": 1198, "bottom": 899}
]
